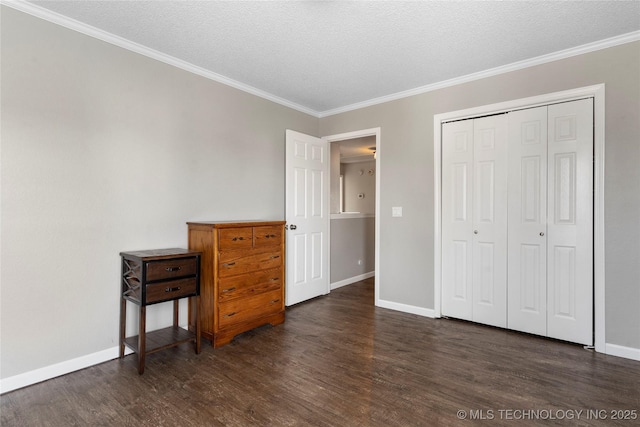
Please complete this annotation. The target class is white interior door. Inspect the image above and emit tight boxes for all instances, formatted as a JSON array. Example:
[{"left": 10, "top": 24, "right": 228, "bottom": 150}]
[
  {"left": 472, "top": 115, "right": 508, "bottom": 328},
  {"left": 546, "top": 99, "right": 593, "bottom": 345},
  {"left": 507, "top": 106, "right": 548, "bottom": 336},
  {"left": 285, "top": 130, "right": 330, "bottom": 306},
  {"left": 441, "top": 120, "right": 474, "bottom": 320}
]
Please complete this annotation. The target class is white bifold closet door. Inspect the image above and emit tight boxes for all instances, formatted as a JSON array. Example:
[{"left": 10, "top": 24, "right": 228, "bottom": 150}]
[
  {"left": 546, "top": 100, "right": 593, "bottom": 345},
  {"left": 442, "top": 114, "right": 508, "bottom": 328},
  {"left": 507, "top": 106, "right": 549, "bottom": 337},
  {"left": 507, "top": 99, "right": 593, "bottom": 345},
  {"left": 442, "top": 98, "right": 593, "bottom": 346},
  {"left": 442, "top": 119, "right": 474, "bottom": 321}
]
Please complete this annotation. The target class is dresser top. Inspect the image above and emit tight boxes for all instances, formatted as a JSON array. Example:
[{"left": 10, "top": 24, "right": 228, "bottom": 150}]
[
  {"left": 120, "top": 248, "right": 201, "bottom": 261},
  {"left": 187, "top": 220, "right": 286, "bottom": 228}
]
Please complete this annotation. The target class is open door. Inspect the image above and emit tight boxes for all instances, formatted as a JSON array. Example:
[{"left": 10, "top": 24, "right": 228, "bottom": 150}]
[{"left": 285, "top": 130, "right": 330, "bottom": 305}]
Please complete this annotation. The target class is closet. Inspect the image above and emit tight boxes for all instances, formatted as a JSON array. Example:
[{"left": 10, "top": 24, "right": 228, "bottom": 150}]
[{"left": 441, "top": 98, "right": 593, "bottom": 345}]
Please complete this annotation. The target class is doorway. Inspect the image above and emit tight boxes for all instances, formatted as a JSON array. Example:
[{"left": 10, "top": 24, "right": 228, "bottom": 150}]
[{"left": 322, "top": 128, "right": 381, "bottom": 305}]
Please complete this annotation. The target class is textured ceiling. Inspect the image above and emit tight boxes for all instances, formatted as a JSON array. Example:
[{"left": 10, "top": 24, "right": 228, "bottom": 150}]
[{"left": 17, "top": 1, "right": 640, "bottom": 115}]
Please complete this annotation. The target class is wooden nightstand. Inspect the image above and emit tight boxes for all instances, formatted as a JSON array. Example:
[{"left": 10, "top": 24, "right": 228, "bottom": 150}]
[{"left": 119, "top": 248, "right": 202, "bottom": 374}]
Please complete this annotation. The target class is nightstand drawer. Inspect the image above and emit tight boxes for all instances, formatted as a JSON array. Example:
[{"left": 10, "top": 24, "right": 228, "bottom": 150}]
[
  {"left": 146, "top": 277, "right": 198, "bottom": 304},
  {"left": 146, "top": 257, "right": 197, "bottom": 281}
]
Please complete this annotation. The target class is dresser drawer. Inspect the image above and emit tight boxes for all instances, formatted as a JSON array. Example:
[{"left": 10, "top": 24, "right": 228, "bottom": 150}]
[
  {"left": 145, "top": 277, "right": 198, "bottom": 304},
  {"left": 218, "top": 289, "right": 283, "bottom": 328},
  {"left": 218, "top": 228, "right": 253, "bottom": 251},
  {"left": 218, "top": 268, "right": 283, "bottom": 301},
  {"left": 218, "top": 250, "right": 282, "bottom": 277},
  {"left": 146, "top": 257, "right": 198, "bottom": 282},
  {"left": 253, "top": 225, "right": 282, "bottom": 247}
]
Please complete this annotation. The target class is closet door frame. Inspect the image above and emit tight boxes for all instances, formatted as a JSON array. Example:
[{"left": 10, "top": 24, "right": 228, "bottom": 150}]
[{"left": 433, "top": 84, "right": 605, "bottom": 353}]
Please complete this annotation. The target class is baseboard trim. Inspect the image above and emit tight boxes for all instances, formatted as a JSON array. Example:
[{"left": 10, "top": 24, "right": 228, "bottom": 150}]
[
  {"left": 330, "top": 271, "right": 374, "bottom": 290},
  {"left": 376, "top": 299, "right": 436, "bottom": 318},
  {"left": 605, "top": 343, "right": 640, "bottom": 361},
  {"left": 0, "top": 346, "right": 134, "bottom": 395}
]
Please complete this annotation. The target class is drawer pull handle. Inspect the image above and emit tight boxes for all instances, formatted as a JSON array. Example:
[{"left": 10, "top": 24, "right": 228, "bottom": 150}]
[
  {"left": 222, "top": 287, "right": 236, "bottom": 293},
  {"left": 165, "top": 266, "right": 182, "bottom": 272},
  {"left": 269, "top": 299, "right": 280, "bottom": 305},
  {"left": 231, "top": 237, "right": 245, "bottom": 241},
  {"left": 222, "top": 262, "right": 236, "bottom": 267},
  {"left": 223, "top": 312, "right": 236, "bottom": 318},
  {"left": 165, "top": 286, "right": 182, "bottom": 293},
  {"left": 265, "top": 234, "right": 277, "bottom": 238},
  {"left": 270, "top": 255, "right": 280, "bottom": 259},
  {"left": 270, "top": 278, "right": 279, "bottom": 281}
]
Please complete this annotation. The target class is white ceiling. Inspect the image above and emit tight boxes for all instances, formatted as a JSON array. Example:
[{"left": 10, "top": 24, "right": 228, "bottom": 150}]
[
  {"left": 13, "top": 1, "right": 640, "bottom": 116},
  {"left": 338, "top": 136, "right": 377, "bottom": 163}
]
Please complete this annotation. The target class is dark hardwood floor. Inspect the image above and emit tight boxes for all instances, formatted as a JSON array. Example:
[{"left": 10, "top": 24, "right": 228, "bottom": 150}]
[{"left": 2, "top": 278, "right": 639, "bottom": 426}]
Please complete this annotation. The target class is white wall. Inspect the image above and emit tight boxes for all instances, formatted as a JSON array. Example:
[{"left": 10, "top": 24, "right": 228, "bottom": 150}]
[
  {"left": 320, "top": 41, "right": 640, "bottom": 352},
  {"left": 330, "top": 216, "right": 375, "bottom": 284},
  {"left": 0, "top": 7, "right": 318, "bottom": 383},
  {"left": 341, "top": 161, "right": 376, "bottom": 213}
]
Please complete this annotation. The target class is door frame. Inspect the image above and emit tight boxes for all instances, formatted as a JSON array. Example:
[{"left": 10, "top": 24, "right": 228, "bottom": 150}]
[
  {"left": 433, "top": 84, "right": 605, "bottom": 353},
  {"left": 323, "top": 128, "right": 381, "bottom": 305}
]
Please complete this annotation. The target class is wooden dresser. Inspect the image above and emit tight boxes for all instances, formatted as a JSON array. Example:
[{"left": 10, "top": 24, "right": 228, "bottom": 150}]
[{"left": 187, "top": 221, "right": 285, "bottom": 347}]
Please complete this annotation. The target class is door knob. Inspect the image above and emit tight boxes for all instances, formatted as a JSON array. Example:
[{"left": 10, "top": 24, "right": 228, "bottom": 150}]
[
  {"left": 289, "top": 224, "right": 297, "bottom": 230},
  {"left": 539, "top": 232, "right": 545, "bottom": 236},
  {"left": 473, "top": 230, "right": 478, "bottom": 235}
]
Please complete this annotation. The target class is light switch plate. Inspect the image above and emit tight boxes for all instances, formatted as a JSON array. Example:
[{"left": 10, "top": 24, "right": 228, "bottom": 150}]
[{"left": 392, "top": 207, "right": 403, "bottom": 217}]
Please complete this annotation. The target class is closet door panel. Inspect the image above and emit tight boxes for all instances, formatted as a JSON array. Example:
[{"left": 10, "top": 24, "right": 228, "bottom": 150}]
[
  {"left": 442, "top": 120, "right": 474, "bottom": 320},
  {"left": 507, "top": 106, "right": 548, "bottom": 336},
  {"left": 472, "top": 115, "right": 508, "bottom": 327},
  {"left": 547, "top": 99, "right": 593, "bottom": 346}
]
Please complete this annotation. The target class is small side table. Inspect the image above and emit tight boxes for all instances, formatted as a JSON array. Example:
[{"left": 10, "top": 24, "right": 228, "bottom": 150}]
[{"left": 119, "top": 248, "right": 202, "bottom": 374}]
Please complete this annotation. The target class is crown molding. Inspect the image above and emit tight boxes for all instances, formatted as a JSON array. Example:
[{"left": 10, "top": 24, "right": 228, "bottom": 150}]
[
  {"left": 1, "top": 0, "right": 321, "bottom": 117},
  {"left": 4, "top": 1, "right": 639, "bottom": 120},
  {"left": 318, "top": 30, "right": 640, "bottom": 118}
]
